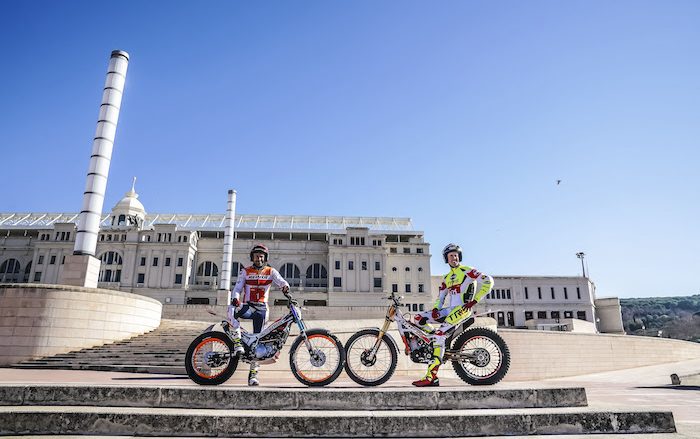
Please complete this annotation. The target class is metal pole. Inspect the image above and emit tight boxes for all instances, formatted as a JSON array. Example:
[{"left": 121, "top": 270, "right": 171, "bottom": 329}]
[
  {"left": 73, "top": 50, "right": 129, "bottom": 256},
  {"left": 219, "top": 190, "right": 237, "bottom": 294},
  {"left": 576, "top": 252, "right": 586, "bottom": 278}
]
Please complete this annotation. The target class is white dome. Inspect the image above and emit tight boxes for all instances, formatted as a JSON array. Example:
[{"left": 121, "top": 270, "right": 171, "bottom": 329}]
[{"left": 112, "top": 178, "right": 146, "bottom": 217}]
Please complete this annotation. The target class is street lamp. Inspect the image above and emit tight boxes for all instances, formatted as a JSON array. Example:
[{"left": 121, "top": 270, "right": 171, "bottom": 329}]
[{"left": 576, "top": 252, "right": 586, "bottom": 278}]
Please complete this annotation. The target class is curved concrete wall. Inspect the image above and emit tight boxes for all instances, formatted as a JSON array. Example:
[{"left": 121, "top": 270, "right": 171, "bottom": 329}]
[
  {"left": 500, "top": 329, "right": 700, "bottom": 381},
  {"left": 0, "top": 284, "right": 162, "bottom": 365},
  {"left": 212, "top": 321, "right": 700, "bottom": 381}
]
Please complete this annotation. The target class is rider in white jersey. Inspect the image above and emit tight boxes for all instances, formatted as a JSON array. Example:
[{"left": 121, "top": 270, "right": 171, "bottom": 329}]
[
  {"left": 412, "top": 243, "right": 493, "bottom": 387},
  {"left": 228, "top": 244, "right": 289, "bottom": 386}
]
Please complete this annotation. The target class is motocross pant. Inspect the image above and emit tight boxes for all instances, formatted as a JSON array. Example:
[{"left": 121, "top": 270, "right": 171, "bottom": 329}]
[
  {"left": 228, "top": 302, "right": 269, "bottom": 375},
  {"left": 415, "top": 305, "right": 473, "bottom": 378}
]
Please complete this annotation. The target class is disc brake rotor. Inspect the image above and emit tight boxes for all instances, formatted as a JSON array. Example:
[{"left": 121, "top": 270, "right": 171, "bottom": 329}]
[
  {"left": 360, "top": 349, "right": 377, "bottom": 367},
  {"left": 204, "top": 351, "right": 227, "bottom": 368},
  {"left": 309, "top": 349, "right": 327, "bottom": 367},
  {"left": 470, "top": 347, "right": 491, "bottom": 367}
]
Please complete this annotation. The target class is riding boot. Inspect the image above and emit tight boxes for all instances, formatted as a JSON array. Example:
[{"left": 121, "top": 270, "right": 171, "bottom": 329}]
[
  {"left": 412, "top": 345, "right": 442, "bottom": 387},
  {"left": 248, "top": 361, "right": 259, "bottom": 386},
  {"left": 230, "top": 327, "right": 244, "bottom": 355}
]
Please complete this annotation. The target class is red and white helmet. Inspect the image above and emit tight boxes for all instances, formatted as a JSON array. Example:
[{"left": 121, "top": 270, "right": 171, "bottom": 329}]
[
  {"left": 442, "top": 243, "right": 462, "bottom": 263},
  {"left": 249, "top": 244, "right": 269, "bottom": 262}
]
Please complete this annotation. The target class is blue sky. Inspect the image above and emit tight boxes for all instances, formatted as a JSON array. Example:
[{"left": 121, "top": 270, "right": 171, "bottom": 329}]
[{"left": 1, "top": 1, "right": 698, "bottom": 298}]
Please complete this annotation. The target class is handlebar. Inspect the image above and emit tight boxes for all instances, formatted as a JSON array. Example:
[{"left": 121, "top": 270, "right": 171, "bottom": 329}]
[{"left": 283, "top": 290, "right": 299, "bottom": 308}]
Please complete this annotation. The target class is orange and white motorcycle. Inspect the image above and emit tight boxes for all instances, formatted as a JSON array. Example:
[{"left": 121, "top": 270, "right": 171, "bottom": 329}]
[{"left": 185, "top": 291, "right": 345, "bottom": 386}]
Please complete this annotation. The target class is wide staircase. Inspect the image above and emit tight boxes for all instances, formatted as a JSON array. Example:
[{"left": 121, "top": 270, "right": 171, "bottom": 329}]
[{"left": 11, "top": 319, "right": 208, "bottom": 374}]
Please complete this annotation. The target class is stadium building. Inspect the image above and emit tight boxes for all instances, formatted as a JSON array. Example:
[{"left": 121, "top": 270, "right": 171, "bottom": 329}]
[{"left": 0, "top": 184, "right": 617, "bottom": 331}]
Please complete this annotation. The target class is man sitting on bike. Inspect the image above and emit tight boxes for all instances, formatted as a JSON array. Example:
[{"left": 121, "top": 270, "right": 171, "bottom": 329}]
[
  {"left": 228, "top": 243, "right": 290, "bottom": 386},
  {"left": 412, "top": 243, "right": 494, "bottom": 387}
]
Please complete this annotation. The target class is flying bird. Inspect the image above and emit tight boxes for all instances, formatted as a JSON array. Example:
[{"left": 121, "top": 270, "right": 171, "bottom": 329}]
[{"left": 556, "top": 180, "right": 561, "bottom": 185}]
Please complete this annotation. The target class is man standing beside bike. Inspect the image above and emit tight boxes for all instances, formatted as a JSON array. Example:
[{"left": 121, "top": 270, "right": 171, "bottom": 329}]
[
  {"left": 412, "top": 243, "right": 494, "bottom": 387},
  {"left": 229, "top": 244, "right": 290, "bottom": 386}
]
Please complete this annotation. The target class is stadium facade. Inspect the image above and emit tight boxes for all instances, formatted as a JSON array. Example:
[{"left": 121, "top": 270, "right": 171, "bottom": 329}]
[{"left": 0, "top": 184, "right": 610, "bottom": 330}]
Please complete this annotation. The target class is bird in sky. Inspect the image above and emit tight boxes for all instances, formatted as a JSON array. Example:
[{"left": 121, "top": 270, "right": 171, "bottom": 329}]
[{"left": 556, "top": 179, "right": 562, "bottom": 185}]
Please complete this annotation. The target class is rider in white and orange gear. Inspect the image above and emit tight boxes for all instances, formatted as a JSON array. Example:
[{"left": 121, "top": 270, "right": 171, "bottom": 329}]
[
  {"left": 412, "top": 243, "right": 494, "bottom": 387},
  {"left": 228, "top": 244, "right": 289, "bottom": 386}
]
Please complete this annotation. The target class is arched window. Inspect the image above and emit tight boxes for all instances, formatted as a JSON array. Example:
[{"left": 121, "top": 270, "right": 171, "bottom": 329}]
[
  {"left": 197, "top": 261, "right": 218, "bottom": 277},
  {"left": 23, "top": 261, "right": 32, "bottom": 283},
  {"left": 405, "top": 267, "right": 411, "bottom": 272},
  {"left": 229, "top": 261, "right": 246, "bottom": 288},
  {"left": 280, "top": 263, "right": 301, "bottom": 287},
  {"left": 99, "top": 251, "right": 123, "bottom": 283},
  {"left": 196, "top": 261, "right": 219, "bottom": 286},
  {"left": 118, "top": 214, "right": 126, "bottom": 226},
  {"left": 305, "top": 263, "right": 327, "bottom": 288},
  {"left": 0, "top": 258, "right": 22, "bottom": 283}
]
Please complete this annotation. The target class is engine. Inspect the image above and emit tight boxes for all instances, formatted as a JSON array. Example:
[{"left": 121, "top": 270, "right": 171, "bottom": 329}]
[
  {"left": 406, "top": 334, "right": 433, "bottom": 364},
  {"left": 253, "top": 326, "right": 290, "bottom": 361}
]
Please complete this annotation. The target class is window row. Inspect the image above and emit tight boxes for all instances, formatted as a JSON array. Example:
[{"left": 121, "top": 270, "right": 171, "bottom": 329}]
[
  {"left": 487, "top": 289, "right": 511, "bottom": 300},
  {"left": 388, "top": 247, "right": 424, "bottom": 254},
  {"left": 100, "top": 233, "right": 127, "bottom": 242},
  {"left": 391, "top": 283, "right": 425, "bottom": 293},
  {"left": 35, "top": 254, "right": 64, "bottom": 265},
  {"left": 139, "top": 256, "right": 185, "bottom": 268},
  {"left": 524, "top": 310, "right": 587, "bottom": 321},
  {"left": 390, "top": 266, "right": 424, "bottom": 272},
  {"left": 39, "top": 232, "right": 71, "bottom": 241},
  {"left": 524, "top": 287, "right": 583, "bottom": 301}
]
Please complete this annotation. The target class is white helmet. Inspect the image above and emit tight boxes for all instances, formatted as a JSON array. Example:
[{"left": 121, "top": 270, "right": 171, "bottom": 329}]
[{"left": 442, "top": 243, "right": 462, "bottom": 263}]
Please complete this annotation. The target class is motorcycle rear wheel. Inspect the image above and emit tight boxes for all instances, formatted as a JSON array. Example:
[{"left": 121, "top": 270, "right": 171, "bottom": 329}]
[
  {"left": 185, "top": 331, "right": 239, "bottom": 385},
  {"left": 451, "top": 327, "right": 510, "bottom": 385}
]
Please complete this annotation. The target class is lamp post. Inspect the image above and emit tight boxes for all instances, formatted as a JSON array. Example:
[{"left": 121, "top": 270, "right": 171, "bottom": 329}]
[{"left": 576, "top": 252, "right": 586, "bottom": 278}]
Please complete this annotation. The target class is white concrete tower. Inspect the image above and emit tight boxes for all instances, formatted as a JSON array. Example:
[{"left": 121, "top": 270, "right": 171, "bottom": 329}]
[
  {"left": 217, "top": 189, "right": 237, "bottom": 305},
  {"left": 60, "top": 50, "right": 129, "bottom": 288},
  {"left": 73, "top": 50, "right": 130, "bottom": 256}
]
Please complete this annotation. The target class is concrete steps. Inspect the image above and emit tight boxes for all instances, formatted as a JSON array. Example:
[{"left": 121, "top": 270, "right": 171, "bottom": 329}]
[
  {"left": 0, "top": 385, "right": 588, "bottom": 410},
  {"left": 0, "top": 385, "right": 677, "bottom": 437},
  {"left": 11, "top": 319, "right": 209, "bottom": 374}
]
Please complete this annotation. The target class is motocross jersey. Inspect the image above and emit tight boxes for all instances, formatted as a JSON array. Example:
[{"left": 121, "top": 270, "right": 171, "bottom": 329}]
[
  {"left": 435, "top": 264, "right": 493, "bottom": 309},
  {"left": 232, "top": 265, "right": 289, "bottom": 304}
]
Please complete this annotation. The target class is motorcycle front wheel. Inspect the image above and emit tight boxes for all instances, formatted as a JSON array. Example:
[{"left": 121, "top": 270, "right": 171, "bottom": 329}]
[
  {"left": 289, "top": 329, "right": 345, "bottom": 386},
  {"left": 451, "top": 327, "right": 510, "bottom": 385},
  {"left": 344, "top": 328, "right": 398, "bottom": 386},
  {"left": 185, "top": 331, "right": 239, "bottom": 385}
]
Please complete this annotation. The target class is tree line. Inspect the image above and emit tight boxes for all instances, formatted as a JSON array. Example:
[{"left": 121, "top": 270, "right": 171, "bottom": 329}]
[{"left": 621, "top": 294, "right": 700, "bottom": 342}]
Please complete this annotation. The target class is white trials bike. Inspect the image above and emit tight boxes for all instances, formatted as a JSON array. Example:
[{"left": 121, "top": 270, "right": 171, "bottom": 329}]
[
  {"left": 344, "top": 292, "right": 510, "bottom": 386},
  {"left": 185, "top": 291, "right": 345, "bottom": 386}
]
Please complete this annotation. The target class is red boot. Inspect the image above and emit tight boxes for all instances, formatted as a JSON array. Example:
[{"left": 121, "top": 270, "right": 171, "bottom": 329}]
[
  {"left": 412, "top": 366, "right": 440, "bottom": 387},
  {"left": 412, "top": 376, "right": 440, "bottom": 387}
]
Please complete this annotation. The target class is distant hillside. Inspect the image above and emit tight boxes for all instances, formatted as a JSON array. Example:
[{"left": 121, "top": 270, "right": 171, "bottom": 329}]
[{"left": 620, "top": 294, "right": 700, "bottom": 342}]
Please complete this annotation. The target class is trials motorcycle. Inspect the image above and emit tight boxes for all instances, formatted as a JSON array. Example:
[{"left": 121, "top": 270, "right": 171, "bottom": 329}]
[
  {"left": 185, "top": 291, "right": 346, "bottom": 386},
  {"left": 344, "top": 292, "right": 510, "bottom": 386}
]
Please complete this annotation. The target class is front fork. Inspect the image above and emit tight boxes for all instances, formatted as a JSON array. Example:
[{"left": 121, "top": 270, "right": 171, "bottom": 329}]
[{"left": 367, "top": 305, "right": 396, "bottom": 359}]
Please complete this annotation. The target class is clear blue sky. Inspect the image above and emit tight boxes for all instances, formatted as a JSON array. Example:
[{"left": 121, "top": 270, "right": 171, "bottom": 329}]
[{"left": 1, "top": 1, "right": 698, "bottom": 298}]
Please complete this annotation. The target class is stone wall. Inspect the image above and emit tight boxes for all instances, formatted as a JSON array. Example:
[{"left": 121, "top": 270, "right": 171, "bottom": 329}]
[{"left": 0, "top": 284, "right": 162, "bottom": 365}]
